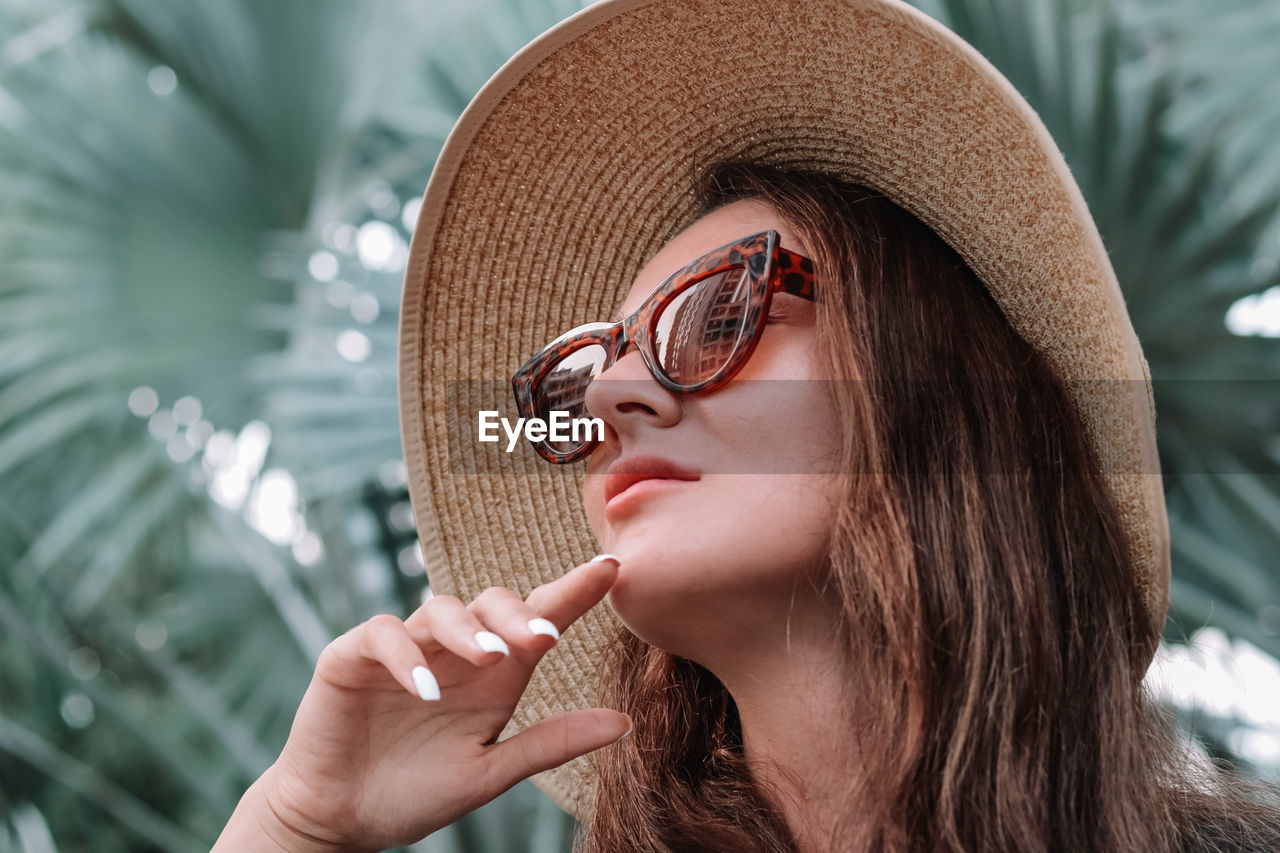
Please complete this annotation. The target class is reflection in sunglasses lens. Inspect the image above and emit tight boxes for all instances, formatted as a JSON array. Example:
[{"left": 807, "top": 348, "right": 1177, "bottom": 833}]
[
  {"left": 537, "top": 343, "right": 607, "bottom": 454},
  {"left": 653, "top": 267, "right": 751, "bottom": 385}
]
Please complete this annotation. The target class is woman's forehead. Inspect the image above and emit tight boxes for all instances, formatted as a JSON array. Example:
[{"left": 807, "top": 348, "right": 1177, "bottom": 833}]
[{"left": 614, "top": 199, "right": 810, "bottom": 317}]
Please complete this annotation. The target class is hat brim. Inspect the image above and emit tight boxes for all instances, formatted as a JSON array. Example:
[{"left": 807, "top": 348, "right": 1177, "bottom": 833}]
[{"left": 397, "top": 0, "right": 1170, "bottom": 821}]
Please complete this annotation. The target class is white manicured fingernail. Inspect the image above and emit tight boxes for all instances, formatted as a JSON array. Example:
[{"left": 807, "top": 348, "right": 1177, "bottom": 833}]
[
  {"left": 474, "top": 630, "right": 510, "bottom": 656},
  {"left": 411, "top": 665, "right": 440, "bottom": 701},
  {"left": 590, "top": 554, "right": 621, "bottom": 565},
  {"left": 527, "top": 618, "right": 560, "bottom": 641}
]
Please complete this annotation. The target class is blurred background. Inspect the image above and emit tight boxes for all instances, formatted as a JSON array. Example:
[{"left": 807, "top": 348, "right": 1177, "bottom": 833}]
[{"left": 1, "top": 0, "right": 1279, "bottom": 850}]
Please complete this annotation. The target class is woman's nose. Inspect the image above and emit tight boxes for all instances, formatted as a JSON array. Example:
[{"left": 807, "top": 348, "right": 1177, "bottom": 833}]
[{"left": 583, "top": 346, "right": 681, "bottom": 449}]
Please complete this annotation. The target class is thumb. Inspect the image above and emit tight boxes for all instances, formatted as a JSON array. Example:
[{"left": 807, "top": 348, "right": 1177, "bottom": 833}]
[{"left": 486, "top": 709, "right": 631, "bottom": 791}]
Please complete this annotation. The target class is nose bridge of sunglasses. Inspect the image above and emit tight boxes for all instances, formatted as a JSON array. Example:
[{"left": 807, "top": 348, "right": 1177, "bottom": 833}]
[{"left": 596, "top": 331, "right": 648, "bottom": 382}]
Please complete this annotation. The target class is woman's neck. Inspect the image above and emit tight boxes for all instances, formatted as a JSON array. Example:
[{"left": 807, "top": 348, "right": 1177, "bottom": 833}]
[{"left": 691, "top": 582, "right": 865, "bottom": 852}]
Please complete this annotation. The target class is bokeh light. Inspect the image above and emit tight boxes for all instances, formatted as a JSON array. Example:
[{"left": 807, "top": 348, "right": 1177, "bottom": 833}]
[{"left": 146, "top": 65, "right": 177, "bottom": 96}]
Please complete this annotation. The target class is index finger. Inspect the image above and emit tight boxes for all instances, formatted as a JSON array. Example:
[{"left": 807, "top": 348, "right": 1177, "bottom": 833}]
[{"left": 523, "top": 553, "right": 621, "bottom": 635}]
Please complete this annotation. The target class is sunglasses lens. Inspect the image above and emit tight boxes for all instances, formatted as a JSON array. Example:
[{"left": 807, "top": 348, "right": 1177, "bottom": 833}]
[
  {"left": 535, "top": 343, "right": 607, "bottom": 456},
  {"left": 653, "top": 266, "right": 752, "bottom": 386}
]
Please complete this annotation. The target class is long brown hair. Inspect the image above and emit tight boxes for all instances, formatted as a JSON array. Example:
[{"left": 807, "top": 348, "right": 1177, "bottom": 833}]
[{"left": 577, "top": 160, "right": 1280, "bottom": 851}]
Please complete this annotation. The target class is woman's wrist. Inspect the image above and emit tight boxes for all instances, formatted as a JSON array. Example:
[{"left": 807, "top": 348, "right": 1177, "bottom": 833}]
[{"left": 212, "top": 771, "right": 375, "bottom": 853}]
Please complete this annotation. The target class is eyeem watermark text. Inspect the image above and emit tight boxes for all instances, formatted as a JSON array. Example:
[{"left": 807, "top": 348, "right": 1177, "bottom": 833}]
[{"left": 478, "top": 411, "right": 605, "bottom": 452}]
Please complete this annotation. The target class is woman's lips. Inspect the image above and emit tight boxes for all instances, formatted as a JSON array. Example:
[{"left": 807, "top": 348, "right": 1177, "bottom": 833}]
[
  {"left": 604, "top": 478, "right": 693, "bottom": 519},
  {"left": 603, "top": 455, "right": 702, "bottom": 506}
]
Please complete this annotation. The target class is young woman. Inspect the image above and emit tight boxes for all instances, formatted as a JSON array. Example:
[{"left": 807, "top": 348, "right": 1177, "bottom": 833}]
[
  {"left": 215, "top": 0, "right": 1280, "bottom": 849},
  {"left": 214, "top": 158, "right": 1280, "bottom": 853}
]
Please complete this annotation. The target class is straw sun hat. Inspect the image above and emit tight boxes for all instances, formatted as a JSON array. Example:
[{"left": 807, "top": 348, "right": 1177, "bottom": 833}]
[{"left": 397, "top": 0, "right": 1171, "bottom": 821}]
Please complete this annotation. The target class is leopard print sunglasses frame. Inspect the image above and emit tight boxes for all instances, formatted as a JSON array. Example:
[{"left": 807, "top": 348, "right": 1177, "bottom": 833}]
[{"left": 511, "top": 230, "right": 817, "bottom": 463}]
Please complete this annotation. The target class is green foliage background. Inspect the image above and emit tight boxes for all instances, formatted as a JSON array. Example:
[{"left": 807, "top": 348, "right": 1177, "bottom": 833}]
[{"left": 1, "top": 0, "right": 1278, "bottom": 850}]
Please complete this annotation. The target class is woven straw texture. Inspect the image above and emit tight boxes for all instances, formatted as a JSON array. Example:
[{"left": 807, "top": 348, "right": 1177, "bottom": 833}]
[{"left": 397, "top": 0, "right": 1171, "bottom": 821}]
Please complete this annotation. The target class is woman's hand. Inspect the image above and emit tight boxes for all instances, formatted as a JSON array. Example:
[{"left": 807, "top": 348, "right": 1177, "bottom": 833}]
[{"left": 212, "top": 554, "right": 628, "bottom": 853}]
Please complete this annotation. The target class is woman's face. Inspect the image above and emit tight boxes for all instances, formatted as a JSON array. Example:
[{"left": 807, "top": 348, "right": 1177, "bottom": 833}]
[{"left": 581, "top": 199, "right": 845, "bottom": 658}]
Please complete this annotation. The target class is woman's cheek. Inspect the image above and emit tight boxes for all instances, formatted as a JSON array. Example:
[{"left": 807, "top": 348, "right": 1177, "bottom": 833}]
[{"left": 582, "top": 476, "right": 609, "bottom": 546}]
